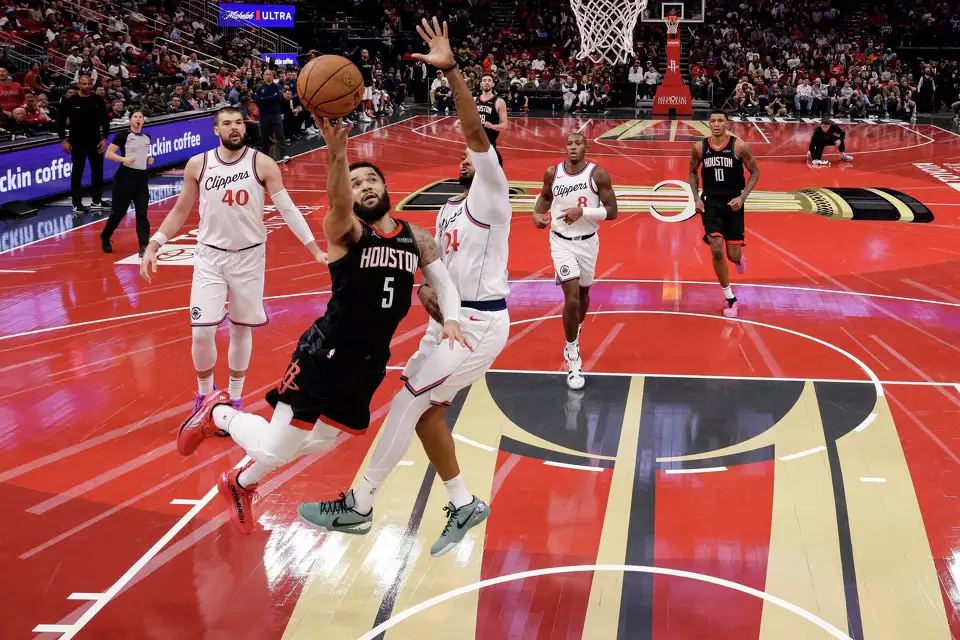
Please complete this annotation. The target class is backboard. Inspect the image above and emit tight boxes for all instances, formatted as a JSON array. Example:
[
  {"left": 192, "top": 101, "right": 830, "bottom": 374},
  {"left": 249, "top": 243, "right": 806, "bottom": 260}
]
[{"left": 641, "top": 0, "right": 705, "bottom": 22}]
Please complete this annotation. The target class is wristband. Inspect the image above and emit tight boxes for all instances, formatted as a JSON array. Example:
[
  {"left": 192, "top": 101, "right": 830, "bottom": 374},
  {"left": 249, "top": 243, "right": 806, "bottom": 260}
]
[
  {"left": 440, "top": 62, "right": 459, "bottom": 73},
  {"left": 150, "top": 231, "right": 168, "bottom": 246},
  {"left": 582, "top": 207, "right": 607, "bottom": 221}
]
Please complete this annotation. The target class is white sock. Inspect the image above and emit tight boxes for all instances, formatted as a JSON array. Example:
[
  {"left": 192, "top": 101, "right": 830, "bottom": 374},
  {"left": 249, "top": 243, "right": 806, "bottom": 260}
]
[
  {"left": 227, "top": 376, "right": 244, "bottom": 401},
  {"left": 352, "top": 476, "right": 379, "bottom": 514},
  {"left": 197, "top": 374, "right": 214, "bottom": 396},
  {"left": 577, "top": 323, "right": 583, "bottom": 339},
  {"left": 443, "top": 474, "right": 474, "bottom": 509},
  {"left": 238, "top": 462, "right": 270, "bottom": 488},
  {"left": 212, "top": 404, "right": 237, "bottom": 430},
  {"left": 721, "top": 285, "right": 734, "bottom": 300}
]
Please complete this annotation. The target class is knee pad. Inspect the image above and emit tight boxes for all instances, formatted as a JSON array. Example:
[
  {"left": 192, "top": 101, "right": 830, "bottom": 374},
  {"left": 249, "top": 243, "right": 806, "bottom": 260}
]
[
  {"left": 228, "top": 323, "right": 253, "bottom": 372},
  {"left": 191, "top": 325, "right": 217, "bottom": 371}
]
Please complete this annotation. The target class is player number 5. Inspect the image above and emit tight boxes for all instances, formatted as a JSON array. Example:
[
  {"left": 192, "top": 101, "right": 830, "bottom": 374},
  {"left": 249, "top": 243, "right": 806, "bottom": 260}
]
[{"left": 382, "top": 277, "right": 394, "bottom": 308}]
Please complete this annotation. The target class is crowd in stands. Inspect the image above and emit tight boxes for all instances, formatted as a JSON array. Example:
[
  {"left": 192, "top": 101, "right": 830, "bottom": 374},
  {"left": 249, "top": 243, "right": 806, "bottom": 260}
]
[{"left": 1, "top": 0, "right": 960, "bottom": 144}]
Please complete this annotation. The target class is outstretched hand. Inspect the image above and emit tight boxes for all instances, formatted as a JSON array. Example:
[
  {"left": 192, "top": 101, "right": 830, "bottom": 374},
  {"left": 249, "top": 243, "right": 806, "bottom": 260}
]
[
  {"left": 438, "top": 320, "right": 472, "bottom": 351},
  {"left": 317, "top": 116, "right": 353, "bottom": 154},
  {"left": 411, "top": 17, "right": 455, "bottom": 71}
]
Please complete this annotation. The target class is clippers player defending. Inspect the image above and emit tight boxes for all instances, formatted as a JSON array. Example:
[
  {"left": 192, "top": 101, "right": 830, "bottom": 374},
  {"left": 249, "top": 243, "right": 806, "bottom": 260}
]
[
  {"left": 533, "top": 133, "right": 618, "bottom": 389},
  {"left": 299, "top": 17, "right": 511, "bottom": 557},
  {"left": 476, "top": 72, "right": 507, "bottom": 149},
  {"left": 689, "top": 109, "right": 760, "bottom": 318},
  {"left": 140, "top": 107, "right": 324, "bottom": 413},
  {"left": 174, "top": 114, "right": 467, "bottom": 536}
]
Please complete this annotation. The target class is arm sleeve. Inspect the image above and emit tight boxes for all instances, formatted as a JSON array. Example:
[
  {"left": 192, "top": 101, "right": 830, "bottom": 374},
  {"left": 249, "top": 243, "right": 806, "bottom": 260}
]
[
  {"left": 271, "top": 189, "right": 316, "bottom": 245},
  {"left": 465, "top": 145, "right": 511, "bottom": 226},
  {"left": 421, "top": 260, "right": 461, "bottom": 324},
  {"left": 112, "top": 130, "right": 128, "bottom": 149}
]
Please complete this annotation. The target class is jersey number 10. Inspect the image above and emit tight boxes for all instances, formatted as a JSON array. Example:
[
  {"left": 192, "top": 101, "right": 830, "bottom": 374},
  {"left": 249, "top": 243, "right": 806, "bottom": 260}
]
[
  {"left": 714, "top": 169, "right": 724, "bottom": 182},
  {"left": 221, "top": 189, "right": 250, "bottom": 206}
]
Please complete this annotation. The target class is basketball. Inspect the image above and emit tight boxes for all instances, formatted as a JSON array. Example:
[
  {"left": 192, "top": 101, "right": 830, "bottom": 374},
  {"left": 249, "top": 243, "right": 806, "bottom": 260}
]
[{"left": 297, "top": 55, "right": 365, "bottom": 119}]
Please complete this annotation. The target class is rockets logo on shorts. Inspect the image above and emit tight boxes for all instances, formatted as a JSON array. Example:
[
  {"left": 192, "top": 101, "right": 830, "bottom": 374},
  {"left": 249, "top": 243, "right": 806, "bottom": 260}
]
[{"left": 279, "top": 360, "right": 301, "bottom": 393}]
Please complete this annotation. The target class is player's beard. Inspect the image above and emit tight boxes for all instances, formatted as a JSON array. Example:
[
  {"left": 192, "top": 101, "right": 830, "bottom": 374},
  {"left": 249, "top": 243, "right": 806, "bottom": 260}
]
[
  {"left": 221, "top": 133, "right": 244, "bottom": 151},
  {"left": 459, "top": 171, "right": 475, "bottom": 188},
  {"left": 354, "top": 191, "right": 391, "bottom": 223}
]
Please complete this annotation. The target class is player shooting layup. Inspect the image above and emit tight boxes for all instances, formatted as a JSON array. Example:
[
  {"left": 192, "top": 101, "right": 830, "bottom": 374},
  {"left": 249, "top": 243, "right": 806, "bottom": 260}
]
[
  {"left": 688, "top": 109, "right": 760, "bottom": 318},
  {"left": 299, "top": 17, "right": 512, "bottom": 557},
  {"left": 533, "top": 133, "right": 618, "bottom": 390},
  {"left": 173, "top": 111, "right": 468, "bottom": 536},
  {"left": 140, "top": 106, "right": 324, "bottom": 413}
]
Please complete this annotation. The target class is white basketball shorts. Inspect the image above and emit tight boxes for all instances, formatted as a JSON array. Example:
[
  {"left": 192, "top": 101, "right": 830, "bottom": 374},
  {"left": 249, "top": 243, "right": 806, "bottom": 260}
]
[
  {"left": 363, "top": 86, "right": 374, "bottom": 101},
  {"left": 550, "top": 232, "right": 600, "bottom": 287},
  {"left": 189, "top": 243, "right": 268, "bottom": 327},
  {"left": 400, "top": 308, "right": 510, "bottom": 406}
]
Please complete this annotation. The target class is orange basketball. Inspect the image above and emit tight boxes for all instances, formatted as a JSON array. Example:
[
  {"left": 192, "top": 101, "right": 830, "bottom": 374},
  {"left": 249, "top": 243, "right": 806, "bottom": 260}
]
[{"left": 297, "top": 55, "right": 365, "bottom": 119}]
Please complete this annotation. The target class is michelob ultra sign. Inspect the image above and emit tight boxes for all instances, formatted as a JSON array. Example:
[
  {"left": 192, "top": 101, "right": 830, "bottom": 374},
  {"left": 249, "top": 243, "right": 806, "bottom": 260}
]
[{"left": 219, "top": 4, "right": 295, "bottom": 27}]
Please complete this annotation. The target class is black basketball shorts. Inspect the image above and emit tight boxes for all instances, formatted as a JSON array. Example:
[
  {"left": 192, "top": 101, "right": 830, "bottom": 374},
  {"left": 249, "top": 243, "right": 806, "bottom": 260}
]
[
  {"left": 700, "top": 193, "right": 745, "bottom": 245},
  {"left": 265, "top": 327, "right": 387, "bottom": 433}
]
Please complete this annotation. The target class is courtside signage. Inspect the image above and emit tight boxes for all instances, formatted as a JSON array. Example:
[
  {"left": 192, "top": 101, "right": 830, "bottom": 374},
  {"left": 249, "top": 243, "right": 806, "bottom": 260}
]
[
  {"left": 0, "top": 116, "right": 218, "bottom": 206},
  {"left": 219, "top": 4, "right": 295, "bottom": 27},
  {"left": 261, "top": 53, "right": 298, "bottom": 66}
]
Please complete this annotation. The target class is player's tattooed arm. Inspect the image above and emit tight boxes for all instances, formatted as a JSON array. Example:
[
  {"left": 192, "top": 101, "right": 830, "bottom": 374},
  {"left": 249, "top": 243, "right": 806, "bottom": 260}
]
[
  {"left": 532, "top": 165, "right": 556, "bottom": 229},
  {"left": 593, "top": 167, "right": 618, "bottom": 220},
  {"left": 413, "top": 17, "right": 490, "bottom": 153},
  {"left": 732, "top": 138, "right": 760, "bottom": 212},
  {"left": 411, "top": 223, "right": 471, "bottom": 350},
  {"left": 689, "top": 143, "right": 704, "bottom": 212},
  {"left": 318, "top": 117, "right": 362, "bottom": 252}
]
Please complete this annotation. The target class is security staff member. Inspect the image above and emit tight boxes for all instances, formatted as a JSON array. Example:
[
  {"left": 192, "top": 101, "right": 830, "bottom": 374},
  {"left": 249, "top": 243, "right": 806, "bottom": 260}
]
[
  {"left": 101, "top": 109, "right": 154, "bottom": 256},
  {"left": 253, "top": 69, "right": 289, "bottom": 163},
  {"left": 57, "top": 74, "right": 110, "bottom": 214}
]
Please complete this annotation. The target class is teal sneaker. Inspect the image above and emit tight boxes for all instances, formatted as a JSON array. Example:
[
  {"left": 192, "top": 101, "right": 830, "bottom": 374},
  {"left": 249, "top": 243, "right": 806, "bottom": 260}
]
[
  {"left": 430, "top": 497, "right": 490, "bottom": 557},
  {"left": 297, "top": 490, "right": 373, "bottom": 535}
]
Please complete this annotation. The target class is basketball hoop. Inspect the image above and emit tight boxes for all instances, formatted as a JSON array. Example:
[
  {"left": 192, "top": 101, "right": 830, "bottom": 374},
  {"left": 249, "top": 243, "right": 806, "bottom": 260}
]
[
  {"left": 664, "top": 14, "right": 680, "bottom": 36},
  {"left": 570, "top": 0, "right": 648, "bottom": 65}
]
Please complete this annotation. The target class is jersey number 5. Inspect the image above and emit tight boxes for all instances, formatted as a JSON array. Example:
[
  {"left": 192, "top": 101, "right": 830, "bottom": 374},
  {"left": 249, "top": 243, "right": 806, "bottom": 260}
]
[
  {"left": 443, "top": 229, "right": 460, "bottom": 255},
  {"left": 221, "top": 189, "right": 250, "bottom": 206},
  {"left": 382, "top": 277, "right": 394, "bottom": 308}
]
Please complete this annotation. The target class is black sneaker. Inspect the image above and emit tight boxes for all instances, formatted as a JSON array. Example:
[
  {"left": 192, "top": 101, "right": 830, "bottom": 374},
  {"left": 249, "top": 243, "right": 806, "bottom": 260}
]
[
  {"left": 100, "top": 234, "right": 112, "bottom": 254},
  {"left": 72, "top": 204, "right": 87, "bottom": 215}
]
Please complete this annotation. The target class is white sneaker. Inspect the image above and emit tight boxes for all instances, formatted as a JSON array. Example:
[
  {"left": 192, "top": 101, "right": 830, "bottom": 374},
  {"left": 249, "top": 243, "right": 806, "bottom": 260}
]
[
  {"left": 567, "top": 357, "right": 585, "bottom": 390},
  {"left": 281, "top": 155, "right": 291, "bottom": 164},
  {"left": 806, "top": 151, "right": 812, "bottom": 161},
  {"left": 563, "top": 342, "right": 580, "bottom": 362},
  {"left": 812, "top": 159, "right": 831, "bottom": 166},
  {"left": 358, "top": 114, "right": 372, "bottom": 123},
  {"left": 839, "top": 153, "right": 853, "bottom": 162}
]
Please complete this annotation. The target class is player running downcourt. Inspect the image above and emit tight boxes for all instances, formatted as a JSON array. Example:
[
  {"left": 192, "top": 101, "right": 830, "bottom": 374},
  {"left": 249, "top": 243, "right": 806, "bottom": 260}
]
[
  {"left": 140, "top": 107, "right": 325, "bottom": 413},
  {"left": 298, "top": 17, "right": 512, "bottom": 557},
  {"left": 688, "top": 109, "right": 760, "bottom": 318},
  {"left": 532, "top": 132, "right": 618, "bottom": 390},
  {"left": 175, "top": 114, "right": 467, "bottom": 536}
]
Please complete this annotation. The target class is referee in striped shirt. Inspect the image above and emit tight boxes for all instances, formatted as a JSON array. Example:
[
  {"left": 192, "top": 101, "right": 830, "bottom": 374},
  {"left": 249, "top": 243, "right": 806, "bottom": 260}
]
[{"left": 101, "top": 109, "right": 154, "bottom": 257}]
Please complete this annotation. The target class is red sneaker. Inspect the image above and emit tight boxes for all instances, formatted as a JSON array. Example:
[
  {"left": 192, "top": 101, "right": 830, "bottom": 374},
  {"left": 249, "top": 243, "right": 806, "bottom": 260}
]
[
  {"left": 176, "top": 389, "right": 230, "bottom": 455},
  {"left": 218, "top": 466, "right": 258, "bottom": 535}
]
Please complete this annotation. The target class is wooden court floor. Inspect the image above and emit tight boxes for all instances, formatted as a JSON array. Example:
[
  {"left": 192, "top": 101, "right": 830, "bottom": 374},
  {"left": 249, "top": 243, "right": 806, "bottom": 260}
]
[{"left": 1, "top": 116, "right": 959, "bottom": 639}]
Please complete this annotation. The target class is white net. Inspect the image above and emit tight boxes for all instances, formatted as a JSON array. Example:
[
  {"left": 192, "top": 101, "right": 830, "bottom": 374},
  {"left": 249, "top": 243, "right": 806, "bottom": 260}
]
[
  {"left": 665, "top": 15, "right": 680, "bottom": 35},
  {"left": 570, "top": 0, "right": 648, "bottom": 65}
]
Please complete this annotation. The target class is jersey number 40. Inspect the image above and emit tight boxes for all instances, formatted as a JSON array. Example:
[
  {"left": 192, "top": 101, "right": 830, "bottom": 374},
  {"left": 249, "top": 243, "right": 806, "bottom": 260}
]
[{"left": 221, "top": 189, "right": 250, "bottom": 206}]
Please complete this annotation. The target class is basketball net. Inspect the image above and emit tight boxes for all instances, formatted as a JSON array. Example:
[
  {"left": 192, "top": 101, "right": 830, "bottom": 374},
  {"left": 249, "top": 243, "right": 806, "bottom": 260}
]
[
  {"left": 570, "top": 0, "right": 648, "bottom": 65},
  {"left": 664, "top": 14, "right": 680, "bottom": 37}
]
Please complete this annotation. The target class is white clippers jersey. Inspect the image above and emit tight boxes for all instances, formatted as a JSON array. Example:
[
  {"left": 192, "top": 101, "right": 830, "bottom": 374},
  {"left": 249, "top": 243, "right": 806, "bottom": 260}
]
[
  {"left": 197, "top": 147, "right": 267, "bottom": 250},
  {"left": 550, "top": 161, "right": 601, "bottom": 237},
  {"left": 435, "top": 147, "right": 511, "bottom": 301}
]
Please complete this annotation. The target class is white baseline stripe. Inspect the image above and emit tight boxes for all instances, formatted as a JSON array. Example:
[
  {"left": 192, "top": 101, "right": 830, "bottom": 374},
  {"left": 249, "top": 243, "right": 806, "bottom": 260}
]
[
  {"left": 169, "top": 499, "right": 201, "bottom": 505},
  {"left": 396, "top": 461, "right": 415, "bottom": 466},
  {"left": 31, "top": 455, "right": 251, "bottom": 639},
  {"left": 34, "top": 624, "right": 75, "bottom": 633},
  {"left": 860, "top": 477, "right": 887, "bottom": 483},
  {"left": 779, "top": 446, "right": 826, "bottom": 461},
  {"left": 544, "top": 460, "right": 604, "bottom": 472},
  {"left": 66, "top": 593, "right": 104, "bottom": 600},
  {"left": 0, "top": 269, "right": 36, "bottom": 273},
  {"left": 664, "top": 466, "right": 728, "bottom": 475},
  {"left": 453, "top": 433, "right": 496, "bottom": 452}
]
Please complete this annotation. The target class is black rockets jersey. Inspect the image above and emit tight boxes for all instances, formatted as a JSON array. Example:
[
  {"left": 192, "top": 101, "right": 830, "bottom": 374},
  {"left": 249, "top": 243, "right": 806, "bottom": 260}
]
[
  {"left": 476, "top": 95, "right": 500, "bottom": 144},
  {"left": 700, "top": 135, "right": 746, "bottom": 196},
  {"left": 313, "top": 220, "right": 420, "bottom": 359}
]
